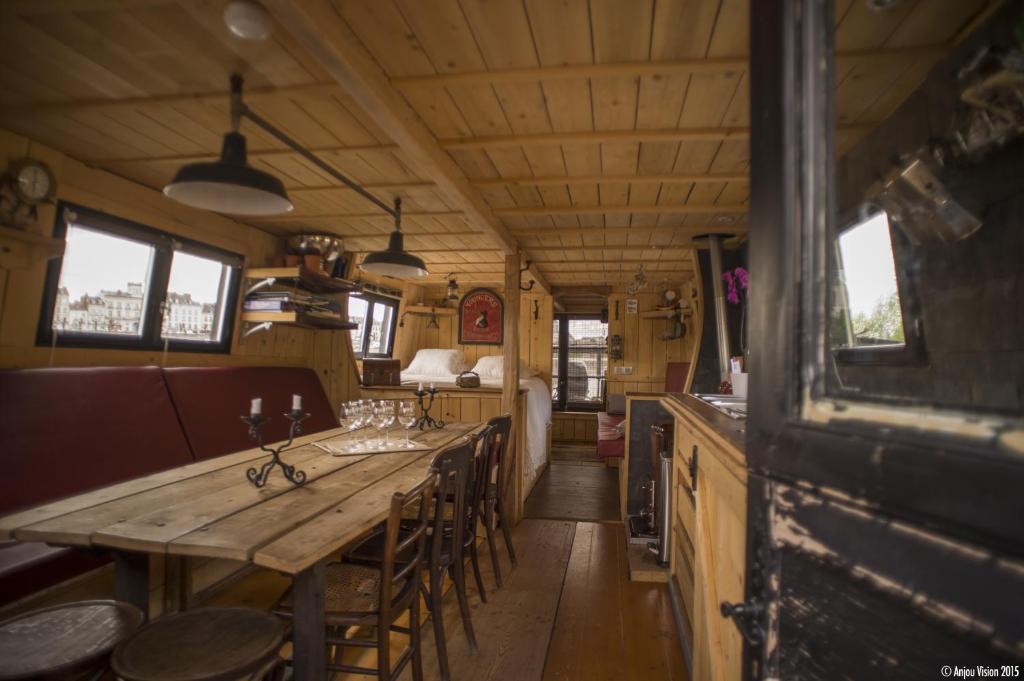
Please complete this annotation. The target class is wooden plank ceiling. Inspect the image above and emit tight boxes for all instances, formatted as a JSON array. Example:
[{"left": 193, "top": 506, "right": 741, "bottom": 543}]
[{"left": 0, "top": 0, "right": 995, "bottom": 287}]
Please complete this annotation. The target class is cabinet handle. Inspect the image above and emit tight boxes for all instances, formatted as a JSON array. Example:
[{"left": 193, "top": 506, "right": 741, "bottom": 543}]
[
  {"left": 689, "top": 444, "right": 698, "bottom": 493},
  {"left": 720, "top": 599, "right": 765, "bottom": 645}
]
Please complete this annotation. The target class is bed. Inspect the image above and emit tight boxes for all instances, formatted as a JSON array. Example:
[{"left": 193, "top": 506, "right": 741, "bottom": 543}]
[{"left": 398, "top": 350, "right": 552, "bottom": 495}]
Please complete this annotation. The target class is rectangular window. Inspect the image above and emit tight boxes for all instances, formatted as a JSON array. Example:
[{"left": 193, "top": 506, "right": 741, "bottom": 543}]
[
  {"left": 347, "top": 293, "right": 398, "bottom": 358},
  {"left": 38, "top": 203, "right": 242, "bottom": 353},
  {"left": 829, "top": 208, "right": 924, "bottom": 366},
  {"left": 552, "top": 314, "right": 608, "bottom": 411}
]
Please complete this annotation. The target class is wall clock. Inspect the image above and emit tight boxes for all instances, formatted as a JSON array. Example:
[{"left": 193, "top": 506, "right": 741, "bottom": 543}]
[
  {"left": 1, "top": 158, "right": 57, "bottom": 228},
  {"left": 458, "top": 288, "right": 503, "bottom": 345}
]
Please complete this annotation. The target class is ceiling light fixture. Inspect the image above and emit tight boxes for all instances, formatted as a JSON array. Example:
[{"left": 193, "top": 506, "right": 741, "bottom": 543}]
[
  {"left": 164, "top": 75, "right": 426, "bottom": 278},
  {"left": 446, "top": 273, "right": 459, "bottom": 302},
  {"left": 360, "top": 197, "right": 428, "bottom": 279},
  {"left": 223, "top": 0, "right": 273, "bottom": 41}
]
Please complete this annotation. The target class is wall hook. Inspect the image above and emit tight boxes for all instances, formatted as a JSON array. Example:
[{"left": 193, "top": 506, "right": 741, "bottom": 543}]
[{"left": 519, "top": 259, "right": 535, "bottom": 291}]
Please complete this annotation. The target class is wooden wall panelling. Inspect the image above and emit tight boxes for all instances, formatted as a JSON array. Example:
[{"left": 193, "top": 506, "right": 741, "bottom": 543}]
[
  {"left": 550, "top": 412, "right": 598, "bottom": 444},
  {"left": 0, "top": 128, "right": 359, "bottom": 412}
]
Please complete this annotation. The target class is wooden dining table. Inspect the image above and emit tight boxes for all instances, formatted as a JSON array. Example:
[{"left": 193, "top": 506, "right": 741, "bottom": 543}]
[{"left": 0, "top": 421, "right": 483, "bottom": 681}]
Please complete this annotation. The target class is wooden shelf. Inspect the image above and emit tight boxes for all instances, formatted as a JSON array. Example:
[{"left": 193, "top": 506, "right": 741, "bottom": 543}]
[
  {"left": 241, "top": 310, "right": 358, "bottom": 330},
  {"left": 404, "top": 305, "right": 456, "bottom": 315},
  {"left": 0, "top": 225, "right": 64, "bottom": 270},
  {"left": 638, "top": 305, "right": 688, "bottom": 319},
  {"left": 244, "top": 266, "right": 361, "bottom": 294}
]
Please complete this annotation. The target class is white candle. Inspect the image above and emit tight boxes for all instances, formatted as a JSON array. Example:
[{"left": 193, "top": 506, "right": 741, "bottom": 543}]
[
  {"left": 418, "top": 382, "right": 424, "bottom": 392},
  {"left": 292, "top": 394, "right": 302, "bottom": 411},
  {"left": 429, "top": 382, "right": 435, "bottom": 391},
  {"left": 250, "top": 397, "right": 262, "bottom": 416}
]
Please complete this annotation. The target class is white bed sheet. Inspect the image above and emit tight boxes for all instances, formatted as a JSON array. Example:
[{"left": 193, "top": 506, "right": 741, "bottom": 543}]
[{"left": 398, "top": 371, "right": 552, "bottom": 492}]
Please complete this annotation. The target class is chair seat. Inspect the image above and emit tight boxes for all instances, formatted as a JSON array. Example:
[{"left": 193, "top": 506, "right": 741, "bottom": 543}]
[
  {"left": 0, "top": 600, "right": 144, "bottom": 681},
  {"left": 276, "top": 563, "right": 414, "bottom": 626},
  {"left": 111, "top": 607, "right": 284, "bottom": 681},
  {"left": 346, "top": 520, "right": 466, "bottom": 568}
]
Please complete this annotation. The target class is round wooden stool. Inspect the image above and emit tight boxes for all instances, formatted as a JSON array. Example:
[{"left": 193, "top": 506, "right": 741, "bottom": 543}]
[
  {"left": 112, "top": 607, "right": 285, "bottom": 681},
  {"left": 0, "top": 599, "right": 144, "bottom": 681}
]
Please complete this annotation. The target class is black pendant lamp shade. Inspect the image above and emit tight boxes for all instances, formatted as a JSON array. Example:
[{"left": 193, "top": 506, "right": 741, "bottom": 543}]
[
  {"left": 164, "top": 131, "right": 293, "bottom": 216},
  {"left": 360, "top": 199, "right": 428, "bottom": 279}
]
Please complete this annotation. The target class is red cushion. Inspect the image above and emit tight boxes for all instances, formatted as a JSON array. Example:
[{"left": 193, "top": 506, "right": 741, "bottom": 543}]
[
  {"left": 665, "top": 362, "right": 690, "bottom": 392},
  {"left": 0, "top": 367, "right": 195, "bottom": 516},
  {"left": 596, "top": 412, "right": 625, "bottom": 459},
  {"left": 0, "top": 542, "right": 109, "bottom": 607},
  {"left": 163, "top": 367, "right": 337, "bottom": 460}
]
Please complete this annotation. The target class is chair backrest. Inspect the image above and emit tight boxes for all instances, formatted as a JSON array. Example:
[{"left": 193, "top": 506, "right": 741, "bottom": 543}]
[
  {"left": 464, "top": 426, "right": 494, "bottom": 544},
  {"left": 484, "top": 414, "right": 514, "bottom": 495},
  {"left": 379, "top": 471, "right": 436, "bottom": 614},
  {"left": 428, "top": 439, "right": 474, "bottom": 569}
]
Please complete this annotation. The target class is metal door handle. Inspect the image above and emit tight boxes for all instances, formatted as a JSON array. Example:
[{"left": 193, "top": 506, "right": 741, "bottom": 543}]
[{"left": 720, "top": 599, "right": 765, "bottom": 645}]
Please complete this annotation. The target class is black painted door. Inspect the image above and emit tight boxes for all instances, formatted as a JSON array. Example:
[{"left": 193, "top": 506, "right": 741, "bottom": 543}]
[{"left": 740, "top": 1, "right": 1024, "bottom": 679}]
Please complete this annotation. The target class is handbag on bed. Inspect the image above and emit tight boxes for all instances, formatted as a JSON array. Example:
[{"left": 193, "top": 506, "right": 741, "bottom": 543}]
[{"left": 455, "top": 371, "right": 481, "bottom": 388}]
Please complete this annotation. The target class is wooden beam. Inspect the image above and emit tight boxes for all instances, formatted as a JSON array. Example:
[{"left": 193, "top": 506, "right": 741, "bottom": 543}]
[
  {"left": 264, "top": 0, "right": 549, "bottom": 295},
  {"left": 474, "top": 173, "right": 747, "bottom": 187},
  {"left": 250, "top": 211, "right": 465, "bottom": 223},
  {"left": 344, "top": 230, "right": 484, "bottom": 240},
  {"left": 494, "top": 204, "right": 748, "bottom": 217},
  {"left": 0, "top": 82, "right": 342, "bottom": 118},
  {"left": 502, "top": 253, "right": 521, "bottom": 524},
  {"left": 88, "top": 144, "right": 398, "bottom": 166},
  {"left": 440, "top": 127, "right": 750, "bottom": 150},
  {"left": 287, "top": 182, "right": 435, "bottom": 193},
  {"left": 511, "top": 224, "right": 746, "bottom": 237},
  {"left": 389, "top": 46, "right": 947, "bottom": 88}
]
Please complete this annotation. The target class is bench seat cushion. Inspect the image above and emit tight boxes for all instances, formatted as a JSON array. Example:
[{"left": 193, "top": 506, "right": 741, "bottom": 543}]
[
  {"left": 163, "top": 367, "right": 337, "bottom": 460},
  {"left": 596, "top": 412, "right": 625, "bottom": 459},
  {"left": 0, "top": 542, "right": 109, "bottom": 607}
]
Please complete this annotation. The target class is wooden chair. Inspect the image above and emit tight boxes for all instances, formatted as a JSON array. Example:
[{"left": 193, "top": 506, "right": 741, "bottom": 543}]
[
  {"left": 111, "top": 608, "right": 285, "bottom": 681},
  {"left": 345, "top": 437, "right": 480, "bottom": 681},
  {"left": 275, "top": 471, "right": 437, "bottom": 681},
  {"left": 482, "top": 414, "right": 517, "bottom": 588},
  {"left": 0, "top": 600, "right": 143, "bottom": 681}
]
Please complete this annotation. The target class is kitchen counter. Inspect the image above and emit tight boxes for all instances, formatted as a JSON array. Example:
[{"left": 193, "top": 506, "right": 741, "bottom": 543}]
[{"left": 661, "top": 392, "right": 747, "bottom": 457}]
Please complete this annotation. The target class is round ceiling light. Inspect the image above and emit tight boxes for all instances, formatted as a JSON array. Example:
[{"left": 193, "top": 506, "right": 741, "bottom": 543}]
[
  {"left": 223, "top": 0, "right": 273, "bottom": 41},
  {"left": 360, "top": 229, "right": 428, "bottom": 279},
  {"left": 163, "top": 132, "right": 293, "bottom": 215}
]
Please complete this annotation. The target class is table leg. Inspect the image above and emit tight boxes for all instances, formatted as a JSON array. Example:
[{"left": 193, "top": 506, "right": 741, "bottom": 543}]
[
  {"left": 162, "top": 555, "right": 192, "bottom": 615},
  {"left": 114, "top": 551, "right": 150, "bottom": 621},
  {"left": 291, "top": 560, "right": 326, "bottom": 681}
]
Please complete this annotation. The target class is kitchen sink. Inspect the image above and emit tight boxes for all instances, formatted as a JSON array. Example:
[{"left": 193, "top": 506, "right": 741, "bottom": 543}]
[{"left": 692, "top": 393, "right": 748, "bottom": 420}]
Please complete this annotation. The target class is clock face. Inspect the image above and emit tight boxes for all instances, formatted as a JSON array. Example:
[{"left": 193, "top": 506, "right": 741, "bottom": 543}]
[{"left": 17, "top": 163, "right": 52, "bottom": 202}]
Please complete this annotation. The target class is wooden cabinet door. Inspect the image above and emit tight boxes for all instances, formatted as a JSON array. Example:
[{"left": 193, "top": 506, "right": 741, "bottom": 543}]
[{"left": 692, "top": 439, "right": 747, "bottom": 681}]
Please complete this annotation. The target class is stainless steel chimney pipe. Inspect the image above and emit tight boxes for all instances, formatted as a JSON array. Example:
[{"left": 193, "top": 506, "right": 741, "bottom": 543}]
[{"left": 706, "top": 234, "right": 732, "bottom": 384}]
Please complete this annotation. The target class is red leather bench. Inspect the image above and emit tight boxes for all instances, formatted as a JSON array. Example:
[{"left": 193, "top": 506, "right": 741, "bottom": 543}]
[
  {"left": 0, "top": 367, "right": 195, "bottom": 607},
  {"left": 0, "top": 365, "right": 338, "bottom": 608},
  {"left": 163, "top": 366, "right": 337, "bottom": 460}
]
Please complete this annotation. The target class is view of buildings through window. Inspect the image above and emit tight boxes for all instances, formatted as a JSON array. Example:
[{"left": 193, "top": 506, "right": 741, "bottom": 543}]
[
  {"left": 347, "top": 294, "right": 398, "bottom": 357},
  {"left": 51, "top": 223, "right": 234, "bottom": 345},
  {"left": 552, "top": 316, "right": 608, "bottom": 409}
]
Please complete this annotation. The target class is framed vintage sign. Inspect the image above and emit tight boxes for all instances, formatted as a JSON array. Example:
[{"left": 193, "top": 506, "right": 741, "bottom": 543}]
[{"left": 458, "top": 288, "right": 503, "bottom": 345}]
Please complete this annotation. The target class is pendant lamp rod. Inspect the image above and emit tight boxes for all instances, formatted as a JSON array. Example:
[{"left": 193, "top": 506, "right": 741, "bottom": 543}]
[{"left": 228, "top": 74, "right": 398, "bottom": 219}]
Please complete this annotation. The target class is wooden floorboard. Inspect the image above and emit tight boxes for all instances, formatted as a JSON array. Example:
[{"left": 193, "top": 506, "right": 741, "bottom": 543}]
[
  {"left": 398, "top": 519, "right": 577, "bottom": 681},
  {"left": 524, "top": 462, "right": 620, "bottom": 522},
  {"left": 542, "top": 522, "right": 688, "bottom": 681}
]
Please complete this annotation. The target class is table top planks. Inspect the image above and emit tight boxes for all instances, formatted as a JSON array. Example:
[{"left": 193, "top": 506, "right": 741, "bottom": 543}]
[{"left": 0, "top": 422, "right": 482, "bottom": 575}]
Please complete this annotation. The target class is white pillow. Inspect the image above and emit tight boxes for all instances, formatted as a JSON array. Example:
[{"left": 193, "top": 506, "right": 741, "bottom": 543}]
[
  {"left": 471, "top": 355, "right": 537, "bottom": 379},
  {"left": 405, "top": 349, "right": 468, "bottom": 375}
]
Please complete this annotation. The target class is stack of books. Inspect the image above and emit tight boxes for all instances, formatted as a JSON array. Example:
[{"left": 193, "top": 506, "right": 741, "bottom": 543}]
[{"left": 244, "top": 291, "right": 343, "bottom": 321}]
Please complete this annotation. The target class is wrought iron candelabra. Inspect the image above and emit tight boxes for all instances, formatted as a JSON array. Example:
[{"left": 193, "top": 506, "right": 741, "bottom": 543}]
[
  {"left": 413, "top": 386, "right": 446, "bottom": 430},
  {"left": 240, "top": 410, "right": 309, "bottom": 487}
]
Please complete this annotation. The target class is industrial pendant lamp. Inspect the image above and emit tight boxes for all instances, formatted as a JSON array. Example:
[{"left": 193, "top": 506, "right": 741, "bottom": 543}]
[
  {"left": 360, "top": 198, "right": 428, "bottom": 279},
  {"left": 164, "top": 75, "right": 292, "bottom": 216}
]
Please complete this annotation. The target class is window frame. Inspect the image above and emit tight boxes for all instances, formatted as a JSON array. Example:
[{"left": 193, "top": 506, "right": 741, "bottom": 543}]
[
  {"left": 36, "top": 202, "right": 243, "bottom": 354},
  {"left": 552, "top": 313, "right": 608, "bottom": 412},
  {"left": 830, "top": 206, "right": 927, "bottom": 367},
  {"left": 347, "top": 292, "right": 399, "bottom": 359}
]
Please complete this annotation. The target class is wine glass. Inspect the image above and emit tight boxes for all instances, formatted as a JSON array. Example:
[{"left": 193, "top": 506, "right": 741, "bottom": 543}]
[
  {"left": 380, "top": 400, "right": 398, "bottom": 449},
  {"left": 371, "top": 401, "right": 390, "bottom": 450},
  {"left": 399, "top": 400, "right": 417, "bottom": 448}
]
